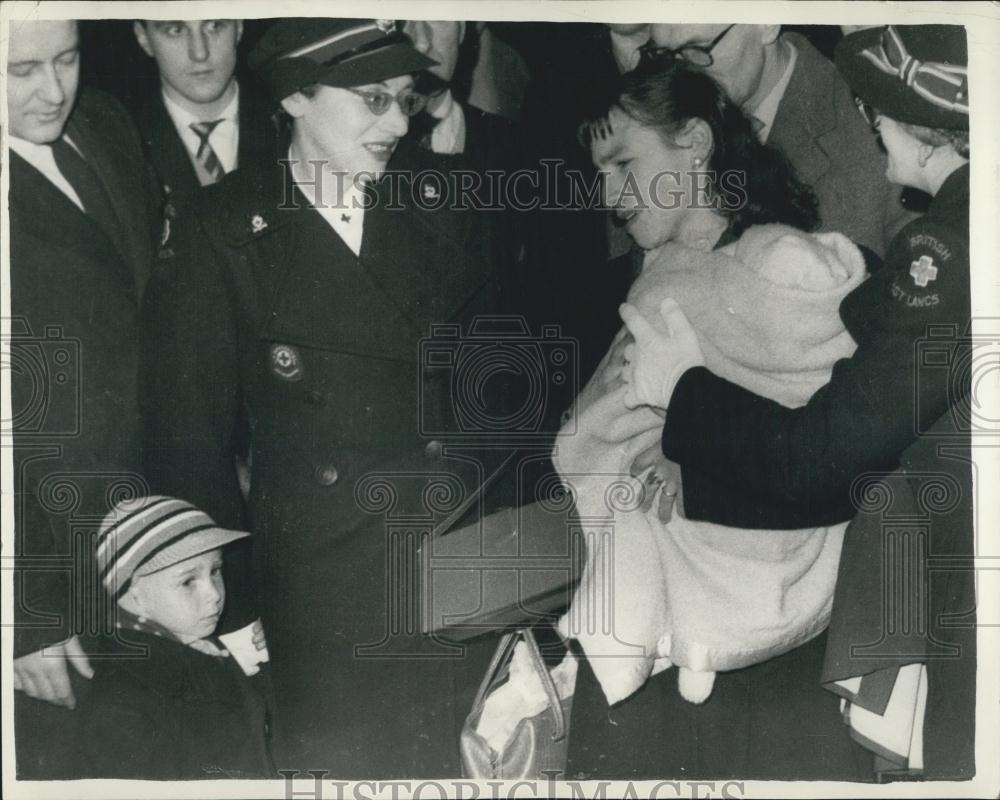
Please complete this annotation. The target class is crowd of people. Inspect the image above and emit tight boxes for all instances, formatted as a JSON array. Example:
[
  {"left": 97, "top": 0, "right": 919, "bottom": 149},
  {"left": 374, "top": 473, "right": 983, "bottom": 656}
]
[{"left": 7, "top": 15, "right": 975, "bottom": 783}]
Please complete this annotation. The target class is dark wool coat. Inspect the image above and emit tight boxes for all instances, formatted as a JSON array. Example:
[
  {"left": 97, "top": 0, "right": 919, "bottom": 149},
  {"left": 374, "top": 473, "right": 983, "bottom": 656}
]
[
  {"left": 141, "top": 142, "right": 516, "bottom": 776},
  {"left": 75, "top": 629, "right": 273, "bottom": 779}
]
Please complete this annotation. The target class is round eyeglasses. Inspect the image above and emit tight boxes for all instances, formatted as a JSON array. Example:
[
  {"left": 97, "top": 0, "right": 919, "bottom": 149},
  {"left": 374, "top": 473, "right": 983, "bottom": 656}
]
[
  {"left": 638, "top": 24, "right": 736, "bottom": 67},
  {"left": 347, "top": 87, "right": 429, "bottom": 117},
  {"left": 853, "top": 96, "right": 880, "bottom": 131}
]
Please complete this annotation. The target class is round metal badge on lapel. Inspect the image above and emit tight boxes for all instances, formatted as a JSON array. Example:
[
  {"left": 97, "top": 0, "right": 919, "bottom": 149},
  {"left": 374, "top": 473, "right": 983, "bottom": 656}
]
[{"left": 270, "top": 343, "right": 304, "bottom": 382}]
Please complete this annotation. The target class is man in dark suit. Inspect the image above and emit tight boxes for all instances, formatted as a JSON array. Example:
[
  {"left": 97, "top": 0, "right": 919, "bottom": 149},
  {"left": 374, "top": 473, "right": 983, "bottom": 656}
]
[
  {"left": 7, "top": 18, "right": 159, "bottom": 777},
  {"left": 646, "top": 23, "right": 913, "bottom": 257},
  {"left": 132, "top": 19, "right": 275, "bottom": 199}
]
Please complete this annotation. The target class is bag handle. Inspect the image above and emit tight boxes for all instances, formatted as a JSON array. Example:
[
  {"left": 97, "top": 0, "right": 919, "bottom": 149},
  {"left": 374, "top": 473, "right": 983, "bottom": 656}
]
[{"left": 470, "top": 628, "right": 567, "bottom": 742}]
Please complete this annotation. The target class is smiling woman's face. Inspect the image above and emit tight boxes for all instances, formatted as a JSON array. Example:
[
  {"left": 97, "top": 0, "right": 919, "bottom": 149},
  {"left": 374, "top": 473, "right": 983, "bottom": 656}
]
[
  {"left": 874, "top": 115, "right": 925, "bottom": 190},
  {"left": 285, "top": 75, "right": 414, "bottom": 180},
  {"left": 590, "top": 108, "right": 697, "bottom": 250}
]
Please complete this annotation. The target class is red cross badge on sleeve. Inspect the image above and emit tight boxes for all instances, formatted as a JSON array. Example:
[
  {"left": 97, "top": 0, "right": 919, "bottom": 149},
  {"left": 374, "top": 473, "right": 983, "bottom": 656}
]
[{"left": 910, "top": 255, "right": 938, "bottom": 287}]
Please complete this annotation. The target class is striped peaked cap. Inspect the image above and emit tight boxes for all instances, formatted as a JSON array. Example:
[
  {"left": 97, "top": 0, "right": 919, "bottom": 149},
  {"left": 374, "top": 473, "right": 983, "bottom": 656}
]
[
  {"left": 835, "top": 24, "right": 968, "bottom": 131},
  {"left": 96, "top": 496, "right": 249, "bottom": 595}
]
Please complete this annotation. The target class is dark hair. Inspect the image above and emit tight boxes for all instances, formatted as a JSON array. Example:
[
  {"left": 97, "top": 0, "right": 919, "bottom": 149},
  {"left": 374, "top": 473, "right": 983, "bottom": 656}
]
[
  {"left": 899, "top": 121, "right": 970, "bottom": 159},
  {"left": 580, "top": 59, "right": 819, "bottom": 237}
]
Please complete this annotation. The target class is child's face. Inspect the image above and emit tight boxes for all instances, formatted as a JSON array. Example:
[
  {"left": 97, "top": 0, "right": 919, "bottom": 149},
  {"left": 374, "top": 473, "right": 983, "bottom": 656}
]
[{"left": 127, "top": 549, "right": 225, "bottom": 643}]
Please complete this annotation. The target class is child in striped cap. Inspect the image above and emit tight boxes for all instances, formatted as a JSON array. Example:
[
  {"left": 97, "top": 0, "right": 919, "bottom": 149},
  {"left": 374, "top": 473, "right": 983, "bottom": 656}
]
[
  {"left": 74, "top": 496, "right": 273, "bottom": 778},
  {"left": 96, "top": 494, "right": 248, "bottom": 644}
]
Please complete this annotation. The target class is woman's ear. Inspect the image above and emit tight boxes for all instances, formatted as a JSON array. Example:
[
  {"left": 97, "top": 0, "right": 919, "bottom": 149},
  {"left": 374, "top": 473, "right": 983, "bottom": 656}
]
[
  {"left": 917, "top": 142, "right": 936, "bottom": 168},
  {"left": 676, "top": 118, "right": 714, "bottom": 166}
]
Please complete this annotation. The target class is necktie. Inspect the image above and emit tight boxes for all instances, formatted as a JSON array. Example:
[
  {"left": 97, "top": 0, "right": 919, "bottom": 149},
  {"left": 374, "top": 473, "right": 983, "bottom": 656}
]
[
  {"left": 190, "top": 119, "right": 226, "bottom": 185},
  {"left": 50, "top": 137, "right": 120, "bottom": 242}
]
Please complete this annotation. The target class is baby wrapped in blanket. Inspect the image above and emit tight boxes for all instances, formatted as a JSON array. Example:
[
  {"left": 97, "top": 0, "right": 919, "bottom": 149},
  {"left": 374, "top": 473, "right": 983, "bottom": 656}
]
[{"left": 556, "top": 224, "right": 866, "bottom": 705}]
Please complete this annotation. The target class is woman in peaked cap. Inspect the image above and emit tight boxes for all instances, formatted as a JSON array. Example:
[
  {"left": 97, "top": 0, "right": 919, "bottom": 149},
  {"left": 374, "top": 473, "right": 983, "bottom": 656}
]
[{"left": 141, "top": 18, "right": 508, "bottom": 776}]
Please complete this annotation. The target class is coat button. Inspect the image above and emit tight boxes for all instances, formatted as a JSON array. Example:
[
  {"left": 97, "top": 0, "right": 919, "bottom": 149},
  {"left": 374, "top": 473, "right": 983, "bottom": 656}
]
[
  {"left": 424, "top": 440, "right": 444, "bottom": 459},
  {"left": 304, "top": 390, "right": 326, "bottom": 407},
  {"left": 314, "top": 465, "right": 339, "bottom": 486}
]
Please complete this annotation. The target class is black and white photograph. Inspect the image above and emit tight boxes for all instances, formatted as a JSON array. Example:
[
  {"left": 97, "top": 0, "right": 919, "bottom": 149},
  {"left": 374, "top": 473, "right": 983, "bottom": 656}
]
[{"left": 1, "top": 2, "right": 997, "bottom": 797}]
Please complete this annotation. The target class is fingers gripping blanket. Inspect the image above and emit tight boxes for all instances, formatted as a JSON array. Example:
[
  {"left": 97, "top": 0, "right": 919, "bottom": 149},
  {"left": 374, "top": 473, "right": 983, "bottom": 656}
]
[{"left": 555, "top": 225, "right": 867, "bottom": 705}]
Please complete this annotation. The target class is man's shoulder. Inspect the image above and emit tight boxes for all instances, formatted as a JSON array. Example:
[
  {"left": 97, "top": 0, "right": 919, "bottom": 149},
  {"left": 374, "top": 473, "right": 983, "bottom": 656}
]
[
  {"left": 779, "top": 32, "right": 852, "bottom": 116},
  {"left": 782, "top": 32, "right": 837, "bottom": 82}
]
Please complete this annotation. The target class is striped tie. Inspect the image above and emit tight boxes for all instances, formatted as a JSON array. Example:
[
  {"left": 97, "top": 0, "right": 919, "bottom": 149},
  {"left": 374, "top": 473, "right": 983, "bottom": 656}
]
[{"left": 190, "top": 119, "right": 226, "bottom": 185}]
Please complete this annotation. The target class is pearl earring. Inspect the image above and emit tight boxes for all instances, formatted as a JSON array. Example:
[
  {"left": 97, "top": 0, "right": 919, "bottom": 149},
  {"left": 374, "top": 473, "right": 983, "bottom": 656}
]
[{"left": 693, "top": 157, "right": 704, "bottom": 168}]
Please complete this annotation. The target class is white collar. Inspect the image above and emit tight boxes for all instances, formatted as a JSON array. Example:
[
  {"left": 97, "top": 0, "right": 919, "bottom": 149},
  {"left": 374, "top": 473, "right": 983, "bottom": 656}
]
[
  {"left": 750, "top": 40, "right": 797, "bottom": 143},
  {"left": 161, "top": 82, "right": 239, "bottom": 131},
  {"left": 289, "top": 148, "right": 367, "bottom": 256}
]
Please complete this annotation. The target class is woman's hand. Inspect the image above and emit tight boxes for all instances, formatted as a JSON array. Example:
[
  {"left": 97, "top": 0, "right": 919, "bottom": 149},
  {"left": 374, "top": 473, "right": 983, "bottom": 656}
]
[
  {"left": 632, "top": 442, "right": 683, "bottom": 523},
  {"left": 619, "top": 299, "right": 705, "bottom": 410}
]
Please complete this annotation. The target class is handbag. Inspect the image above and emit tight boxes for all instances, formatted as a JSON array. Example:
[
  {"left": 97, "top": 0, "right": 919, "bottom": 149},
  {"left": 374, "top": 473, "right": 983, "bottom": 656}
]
[{"left": 460, "top": 628, "right": 575, "bottom": 780}]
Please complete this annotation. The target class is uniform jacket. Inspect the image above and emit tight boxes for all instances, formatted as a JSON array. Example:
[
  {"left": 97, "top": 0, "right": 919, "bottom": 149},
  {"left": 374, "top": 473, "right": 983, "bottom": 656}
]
[
  {"left": 135, "top": 80, "right": 277, "bottom": 201},
  {"left": 821, "top": 400, "right": 975, "bottom": 779},
  {"left": 10, "top": 88, "right": 160, "bottom": 658},
  {"left": 141, "top": 142, "right": 511, "bottom": 775},
  {"left": 662, "top": 164, "right": 969, "bottom": 529},
  {"left": 75, "top": 628, "right": 273, "bottom": 779},
  {"left": 771, "top": 33, "right": 913, "bottom": 257}
]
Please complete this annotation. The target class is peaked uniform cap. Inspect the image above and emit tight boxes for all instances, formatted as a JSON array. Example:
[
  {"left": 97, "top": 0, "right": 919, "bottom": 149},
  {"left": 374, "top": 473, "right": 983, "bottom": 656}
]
[
  {"left": 835, "top": 25, "right": 969, "bottom": 131},
  {"left": 248, "top": 17, "right": 437, "bottom": 103}
]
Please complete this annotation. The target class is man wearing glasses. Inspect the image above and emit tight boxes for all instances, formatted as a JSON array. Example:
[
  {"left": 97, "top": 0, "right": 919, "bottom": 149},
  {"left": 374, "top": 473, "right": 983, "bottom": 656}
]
[{"left": 645, "top": 24, "right": 911, "bottom": 257}]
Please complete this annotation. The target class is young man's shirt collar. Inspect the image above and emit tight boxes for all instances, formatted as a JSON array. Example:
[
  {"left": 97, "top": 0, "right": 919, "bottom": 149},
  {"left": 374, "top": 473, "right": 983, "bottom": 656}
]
[{"left": 162, "top": 82, "right": 240, "bottom": 174}]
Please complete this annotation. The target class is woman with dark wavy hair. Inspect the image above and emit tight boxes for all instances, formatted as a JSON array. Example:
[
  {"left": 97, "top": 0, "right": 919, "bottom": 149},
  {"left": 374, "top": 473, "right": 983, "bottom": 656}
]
[
  {"left": 560, "top": 24, "right": 972, "bottom": 781},
  {"left": 556, "top": 57, "right": 877, "bottom": 780},
  {"left": 580, "top": 58, "right": 820, "bottom": 246}
]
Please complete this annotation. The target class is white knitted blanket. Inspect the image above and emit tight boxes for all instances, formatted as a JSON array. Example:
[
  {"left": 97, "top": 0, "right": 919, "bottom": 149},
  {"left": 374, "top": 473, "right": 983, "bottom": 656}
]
[{"left": 556, "top": 224, "right": 866, "bottom": 704}]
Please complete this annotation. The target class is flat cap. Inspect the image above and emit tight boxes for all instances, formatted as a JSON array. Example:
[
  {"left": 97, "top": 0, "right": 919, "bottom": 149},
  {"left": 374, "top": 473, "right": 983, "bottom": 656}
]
[{"left": 249, "top": 17, "right": 437, "bottom": 103}]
